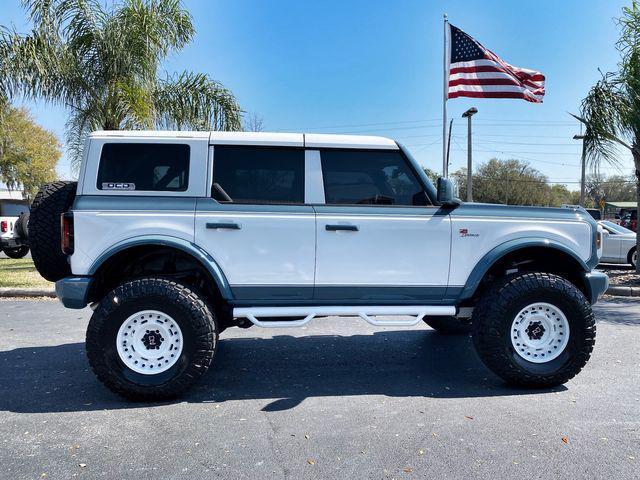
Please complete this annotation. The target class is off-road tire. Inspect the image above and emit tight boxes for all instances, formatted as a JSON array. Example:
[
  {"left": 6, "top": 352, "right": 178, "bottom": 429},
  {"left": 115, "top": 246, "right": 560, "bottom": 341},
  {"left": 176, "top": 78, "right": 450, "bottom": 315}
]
[
  {"left": 86, "top": 278, "right": 218, "bottom": 401},
  {"left": 2, "top": 246, "right": 30, "bottom": 259},
  {"left": 628, "top": 247, "right": 637, "bottom": 269},
  {"left": 28, "top": 181, "right": 77, "bottom": 281},
  {"left": 425, "top": 316, "right": 472, "bottom": 335},
  {"left": 472, "top": 272, "right": 595, "bottom": 388},
  {"left": 15, "top": 212, "right": 29, "bottom": 240}
]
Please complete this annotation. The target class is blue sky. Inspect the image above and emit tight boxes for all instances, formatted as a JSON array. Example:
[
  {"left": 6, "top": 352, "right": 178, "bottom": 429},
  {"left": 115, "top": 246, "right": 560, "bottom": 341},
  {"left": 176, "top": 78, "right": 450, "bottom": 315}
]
[{"left": 1, "top": 0, "right": 634, "bottom": 187}]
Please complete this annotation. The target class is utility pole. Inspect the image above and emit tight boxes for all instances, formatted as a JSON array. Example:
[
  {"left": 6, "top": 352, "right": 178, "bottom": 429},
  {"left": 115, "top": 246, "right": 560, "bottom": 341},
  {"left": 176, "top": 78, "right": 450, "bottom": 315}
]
[
  {"left": 462, "top": 107, "right": 478, "bottom": 202},
  {"left": 573, "top": 134, "right": 586, "bottom": 206},
  {"left": 446, "top": 118, "right": 453, "bottom": 171}
]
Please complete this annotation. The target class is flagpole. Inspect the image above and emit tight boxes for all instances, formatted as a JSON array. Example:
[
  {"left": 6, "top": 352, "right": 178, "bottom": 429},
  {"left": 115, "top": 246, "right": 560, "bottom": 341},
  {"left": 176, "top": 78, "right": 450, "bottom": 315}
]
[{"left": 442, "top": 13, "right": 449, "bottom": 177}]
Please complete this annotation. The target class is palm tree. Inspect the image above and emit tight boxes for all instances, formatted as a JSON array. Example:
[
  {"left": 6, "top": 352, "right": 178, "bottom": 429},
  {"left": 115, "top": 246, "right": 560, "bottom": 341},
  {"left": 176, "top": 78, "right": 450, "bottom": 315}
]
[
  {"left": 576, "top": 2, "right": 640, "bottom": 272},
  {"left": 0, "top": 0, "right": 242, "bottom": 166}
]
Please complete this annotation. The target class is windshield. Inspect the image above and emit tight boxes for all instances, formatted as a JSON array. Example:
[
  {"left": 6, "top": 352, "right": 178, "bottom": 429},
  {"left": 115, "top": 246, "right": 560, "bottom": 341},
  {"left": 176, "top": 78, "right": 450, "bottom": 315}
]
[{"left": 601, "top": 220, "right": 635, "bottom": 235}]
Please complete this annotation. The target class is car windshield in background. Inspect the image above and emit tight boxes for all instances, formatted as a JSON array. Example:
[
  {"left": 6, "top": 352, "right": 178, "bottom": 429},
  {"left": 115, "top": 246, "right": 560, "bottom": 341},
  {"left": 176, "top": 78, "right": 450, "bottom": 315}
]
[
  {"left": 0, "top": 201, "right": 29, "bottom": 216},
  {"left": 601, "top": 220, "right": 635, "bottom": 235}
]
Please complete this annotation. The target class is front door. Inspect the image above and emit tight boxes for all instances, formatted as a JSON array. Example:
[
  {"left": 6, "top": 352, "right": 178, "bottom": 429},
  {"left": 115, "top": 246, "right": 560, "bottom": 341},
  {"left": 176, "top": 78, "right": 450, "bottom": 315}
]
[
  {"left": 313, "top": 148, "right": 451, "bottom": 304},
  {"left": 195, "top": 145, "right": 316, "bottom": 302}
]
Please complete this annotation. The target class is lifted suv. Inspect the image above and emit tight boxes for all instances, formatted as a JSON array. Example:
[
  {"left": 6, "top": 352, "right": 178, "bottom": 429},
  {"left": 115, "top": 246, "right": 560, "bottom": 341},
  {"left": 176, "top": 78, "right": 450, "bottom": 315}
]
[{"left": 29, "top": 131, "right": 608, "bottom": 400}]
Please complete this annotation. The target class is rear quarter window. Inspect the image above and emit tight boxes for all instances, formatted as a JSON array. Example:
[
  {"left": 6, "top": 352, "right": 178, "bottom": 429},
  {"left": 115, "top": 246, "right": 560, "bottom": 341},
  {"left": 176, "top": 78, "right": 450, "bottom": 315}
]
[{"left": 97, "top": 143, "right": 190, "bottom": 192}]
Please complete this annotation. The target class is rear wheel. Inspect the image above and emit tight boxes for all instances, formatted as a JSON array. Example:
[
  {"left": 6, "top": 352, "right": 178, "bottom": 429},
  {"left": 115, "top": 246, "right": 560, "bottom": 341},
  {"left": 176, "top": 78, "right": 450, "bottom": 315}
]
[
  {"left": 472, "top": 272, "right": 595, "bottom": 388},
  {"left": 86, "top": 278, "right": 217, "bottom": 401},
  {"left": 629, "top": 247, "right": 637, "bottom": 269},
  {"left": 424, "top": 315, "right": 472, "bottom": 335},
  {"left": 2, "top": 246, "right": 30, "bottom": 259}
]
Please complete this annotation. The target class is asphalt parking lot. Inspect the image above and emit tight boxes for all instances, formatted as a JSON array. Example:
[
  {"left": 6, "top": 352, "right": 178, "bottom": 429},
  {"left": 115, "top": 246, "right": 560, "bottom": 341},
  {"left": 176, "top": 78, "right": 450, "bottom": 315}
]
[{"left": 0, "top": 298, "right": 638, "bottom": 479}]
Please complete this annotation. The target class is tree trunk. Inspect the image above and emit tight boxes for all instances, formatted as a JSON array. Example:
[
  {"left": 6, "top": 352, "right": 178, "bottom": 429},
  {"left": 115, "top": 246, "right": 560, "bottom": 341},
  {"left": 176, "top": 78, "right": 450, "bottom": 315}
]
[{"left": 634, "top": 147, "right": 640, "bottom": 274}]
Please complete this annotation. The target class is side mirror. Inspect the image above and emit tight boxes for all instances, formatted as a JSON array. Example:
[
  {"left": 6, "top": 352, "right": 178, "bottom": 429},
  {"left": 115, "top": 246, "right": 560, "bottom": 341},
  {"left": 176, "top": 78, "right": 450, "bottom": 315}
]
[{"left": 436, "top": 177, "right": 458, "bottom": 206}]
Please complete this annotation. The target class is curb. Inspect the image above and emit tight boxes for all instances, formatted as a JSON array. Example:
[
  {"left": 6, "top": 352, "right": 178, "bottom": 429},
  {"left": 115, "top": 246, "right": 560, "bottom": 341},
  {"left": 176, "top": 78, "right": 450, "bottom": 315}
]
[
  {"left": 0, "top": 287, "right": 56, "bottom": 298},
  {"left": 605, "top": 285, "right": 640, "bottom": 297}
]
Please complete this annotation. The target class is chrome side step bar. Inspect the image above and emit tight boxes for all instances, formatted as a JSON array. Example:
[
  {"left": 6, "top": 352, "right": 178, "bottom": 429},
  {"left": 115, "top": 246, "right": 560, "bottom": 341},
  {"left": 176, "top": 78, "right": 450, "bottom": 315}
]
[{"left": 232, "top": 305, "right": 457, "bottom": 328}]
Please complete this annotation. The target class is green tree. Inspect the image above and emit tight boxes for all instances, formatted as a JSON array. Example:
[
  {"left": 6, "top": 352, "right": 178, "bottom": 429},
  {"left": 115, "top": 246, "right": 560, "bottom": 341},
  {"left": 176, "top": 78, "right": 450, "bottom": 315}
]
[
  {"left": 422, "top": 167, "right": 439, "bottom": 184},
  {"left": 452, "top": 159, "right": 575, "bottom": 207},
  {"left": 453, "top": 158, "right": 559, "bottom": 206},
  {"left": 0, "top": 0, "right": 242, "bottom": 167},
  {"left": 575, "top": 2, "right": 640, "bottom": 271},
  {"left": 585, "top": 172, "right": 636, "bottom": 208},
  {"left": 0, "top": 102, "right": 60, "bottom": 197}
]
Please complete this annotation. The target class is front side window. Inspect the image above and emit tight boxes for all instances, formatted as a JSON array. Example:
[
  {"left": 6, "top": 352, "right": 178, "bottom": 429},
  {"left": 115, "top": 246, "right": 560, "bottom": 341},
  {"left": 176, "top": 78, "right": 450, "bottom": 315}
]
[
  {"left": 212, "top": 146, "right": 305, "bottom": 204},
  {"left": 320, "top": 149, "right": 428, "bottom": 206},
  {"left": 97, "top": 143, "right": 190, "bottom": 192}
]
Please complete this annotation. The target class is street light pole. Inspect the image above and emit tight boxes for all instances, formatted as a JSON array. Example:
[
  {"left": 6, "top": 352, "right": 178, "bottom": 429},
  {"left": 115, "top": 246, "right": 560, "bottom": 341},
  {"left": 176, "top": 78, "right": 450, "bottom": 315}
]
[
  {"left": 573, "top": 134, "right": 586, "bottom": 206},
  {"left": 462, "top": 107, "right": 478, "bottom": 202}
]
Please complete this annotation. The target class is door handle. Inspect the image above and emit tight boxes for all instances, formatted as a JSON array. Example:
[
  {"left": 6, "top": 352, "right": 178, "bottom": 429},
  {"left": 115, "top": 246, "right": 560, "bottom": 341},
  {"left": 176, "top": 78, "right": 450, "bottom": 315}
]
[
  {"left": 206, "top": 222, "right": 241, "bottom": 230},
  {"left": 325, "top": 224, "right": 358, "bottom": 232}
]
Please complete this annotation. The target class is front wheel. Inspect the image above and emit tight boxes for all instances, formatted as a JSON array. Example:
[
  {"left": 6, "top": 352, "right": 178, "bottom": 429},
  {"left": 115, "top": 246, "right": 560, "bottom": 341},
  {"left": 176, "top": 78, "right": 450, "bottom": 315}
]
[
  {"left": 472, "top": 272, "right": 595, "bottom": 388},
  {"left": 86, "top": 278, "right": 218, "bottom": 400},
  {"left": 2, "top": 246, "right": 30, "bottom": 259},
  {"left": 629, "top": 247, "right": 637, "bottom": 269}
]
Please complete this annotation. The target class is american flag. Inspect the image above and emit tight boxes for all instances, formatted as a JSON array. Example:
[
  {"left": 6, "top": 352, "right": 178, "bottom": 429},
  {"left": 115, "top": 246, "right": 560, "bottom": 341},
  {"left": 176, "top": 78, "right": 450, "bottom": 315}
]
[{"left": 448, "top": 24, "right": 545, "bottom": 103}]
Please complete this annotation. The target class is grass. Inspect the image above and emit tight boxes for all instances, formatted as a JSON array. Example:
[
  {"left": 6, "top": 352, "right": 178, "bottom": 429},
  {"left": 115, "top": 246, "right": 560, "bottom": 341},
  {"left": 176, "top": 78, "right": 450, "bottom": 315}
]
[{"left": 0, "top": 258, "right": 53, "bottom": 289}]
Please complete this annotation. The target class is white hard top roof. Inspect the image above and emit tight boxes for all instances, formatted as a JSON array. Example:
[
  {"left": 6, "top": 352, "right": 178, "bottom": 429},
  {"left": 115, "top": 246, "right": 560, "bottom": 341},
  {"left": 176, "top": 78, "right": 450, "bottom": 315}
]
[{"left": 91, "top": 131, "right": 398, "bottom": 149}]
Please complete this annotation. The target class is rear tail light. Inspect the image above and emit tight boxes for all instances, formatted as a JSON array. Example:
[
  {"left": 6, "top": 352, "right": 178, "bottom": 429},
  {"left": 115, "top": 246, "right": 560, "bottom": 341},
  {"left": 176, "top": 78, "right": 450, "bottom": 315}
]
[
  {"left": 61, "top": 212, "right": 74, "bottom": 255},
  {"left": 595, "top": 230, "right": 602, "bottom": 250},
  {"left": 0, "top": 221, "right": 7, "bottom": 233}
]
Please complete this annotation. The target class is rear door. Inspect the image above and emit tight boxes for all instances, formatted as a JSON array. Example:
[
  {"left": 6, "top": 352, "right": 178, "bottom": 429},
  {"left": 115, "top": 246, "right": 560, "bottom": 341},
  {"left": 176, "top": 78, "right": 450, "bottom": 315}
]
[
  {"left": 195, "top": 143, "right": 316, "bottom": 302},
  {"left": 313, "top": 148, "right": 452, "bottom": 303}
]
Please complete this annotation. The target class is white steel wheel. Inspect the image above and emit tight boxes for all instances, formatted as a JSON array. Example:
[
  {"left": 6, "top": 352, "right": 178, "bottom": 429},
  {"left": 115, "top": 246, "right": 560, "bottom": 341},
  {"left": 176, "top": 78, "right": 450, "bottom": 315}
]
[
  {"left": 510, "top": 302, "right": 570, "bottom": 364},
  {"left": 116, "top": 310, "right": 184, "bottom": 375}
]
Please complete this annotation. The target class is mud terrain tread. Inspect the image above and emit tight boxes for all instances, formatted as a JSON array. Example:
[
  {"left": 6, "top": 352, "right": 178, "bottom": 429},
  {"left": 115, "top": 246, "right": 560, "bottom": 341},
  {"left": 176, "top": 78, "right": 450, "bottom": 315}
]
[
  {"left": 86, "top": 278, "right": 217, "bottom": 401},
  {"left": 28, "top": 181, "right": 77, "bottom": 281},
  {"left": 472, "top": 272, "right": 595, "bottom": 388}
]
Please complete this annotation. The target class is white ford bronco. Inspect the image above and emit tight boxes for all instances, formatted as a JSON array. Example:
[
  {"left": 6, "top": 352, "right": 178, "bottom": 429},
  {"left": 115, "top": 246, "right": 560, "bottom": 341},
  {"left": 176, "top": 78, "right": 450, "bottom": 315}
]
[
  {"left": 0, "top": 197, "right": 30, "bottom": 258},
  {"left": 28, "top": 131, "right": 608, "bottom": 400}
]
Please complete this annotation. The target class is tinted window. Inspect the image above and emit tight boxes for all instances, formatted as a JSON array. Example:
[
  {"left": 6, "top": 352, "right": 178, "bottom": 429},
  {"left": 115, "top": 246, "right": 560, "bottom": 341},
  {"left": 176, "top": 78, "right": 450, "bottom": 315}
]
[
  {"left": 0, "top": 201, "right": 29, "bottom": 216},
  {"left": 320, "top": 150, "right": 428, "bottom": 206},
  {"left": 97, "top": 143, "right": 190, "bottom": 191},
  {"left": 212, "top": 146, "right": 304, "bottom": 204}
]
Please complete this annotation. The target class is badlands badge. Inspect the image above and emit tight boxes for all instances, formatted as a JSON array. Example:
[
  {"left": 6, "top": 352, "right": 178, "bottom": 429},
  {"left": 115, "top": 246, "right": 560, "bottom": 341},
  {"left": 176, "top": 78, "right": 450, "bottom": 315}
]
[{"left": 459, "top": 228, "right": 479, "bottom": 238}]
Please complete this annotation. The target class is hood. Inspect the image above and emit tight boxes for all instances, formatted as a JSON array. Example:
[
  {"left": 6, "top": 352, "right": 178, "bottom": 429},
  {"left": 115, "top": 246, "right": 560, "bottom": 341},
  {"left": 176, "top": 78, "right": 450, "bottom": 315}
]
[{"left": 449, "top": 202, "right": 596, "bottom": 225}]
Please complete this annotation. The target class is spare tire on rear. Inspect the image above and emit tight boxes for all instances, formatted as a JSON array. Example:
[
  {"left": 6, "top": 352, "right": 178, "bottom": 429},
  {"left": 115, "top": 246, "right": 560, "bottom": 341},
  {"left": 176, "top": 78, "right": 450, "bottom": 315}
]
[{"left": 29, "top": 181, "right": 77, "bottom": 281}]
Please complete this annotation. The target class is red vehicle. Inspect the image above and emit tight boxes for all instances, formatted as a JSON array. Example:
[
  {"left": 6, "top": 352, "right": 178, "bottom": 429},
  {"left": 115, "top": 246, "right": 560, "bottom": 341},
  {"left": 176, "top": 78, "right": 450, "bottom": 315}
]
[{"left": 621, "top": 210, "right": 638, "bottom": 232}]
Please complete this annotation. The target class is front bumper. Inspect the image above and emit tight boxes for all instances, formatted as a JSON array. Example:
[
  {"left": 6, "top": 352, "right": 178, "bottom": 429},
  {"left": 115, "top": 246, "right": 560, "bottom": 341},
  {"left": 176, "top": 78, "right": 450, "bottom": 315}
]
[
  {"left": 583, "top": 271, "right": 609, "bottom": 304},
  {"left": 55, "top": 276, "right": 93, "bottom": 309}
]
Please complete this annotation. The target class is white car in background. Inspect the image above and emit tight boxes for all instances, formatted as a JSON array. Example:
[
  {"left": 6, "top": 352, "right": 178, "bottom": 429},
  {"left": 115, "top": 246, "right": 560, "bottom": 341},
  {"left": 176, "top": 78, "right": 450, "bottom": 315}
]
[{"left": 598, "top": 220, "right": 637, "bottom": 268}]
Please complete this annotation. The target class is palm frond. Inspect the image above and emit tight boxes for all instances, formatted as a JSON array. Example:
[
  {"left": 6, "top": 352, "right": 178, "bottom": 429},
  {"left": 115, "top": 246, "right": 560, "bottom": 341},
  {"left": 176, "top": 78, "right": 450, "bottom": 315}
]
[
  {"left": 576, "top": 72, "right": 635, "bottom": 170},
  {"left": 154, "top": 71, "right": 242, "bottom": 131}
]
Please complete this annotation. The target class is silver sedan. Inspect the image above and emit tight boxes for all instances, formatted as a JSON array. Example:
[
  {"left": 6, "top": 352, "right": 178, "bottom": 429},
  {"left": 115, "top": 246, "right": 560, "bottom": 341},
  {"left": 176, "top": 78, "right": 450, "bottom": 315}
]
[{"left": 599, "top": 220, "right": 637, "bottom": 268}]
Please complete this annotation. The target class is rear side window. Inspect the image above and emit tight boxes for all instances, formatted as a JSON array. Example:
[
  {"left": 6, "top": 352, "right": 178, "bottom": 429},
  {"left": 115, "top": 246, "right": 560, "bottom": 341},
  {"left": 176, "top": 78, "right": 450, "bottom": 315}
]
[
  {"left": 212, "top": 146, "right": 304, "bottom": 204},
  {"left": 320, "top": 149, "right": 428, "bottom": 206},
  {"left": 97, "top": 143, "right": 190, "bottom": 192}
]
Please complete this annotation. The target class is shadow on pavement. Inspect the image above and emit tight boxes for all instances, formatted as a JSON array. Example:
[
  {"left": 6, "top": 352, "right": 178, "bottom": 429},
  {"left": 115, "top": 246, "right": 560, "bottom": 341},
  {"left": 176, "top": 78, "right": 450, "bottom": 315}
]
[
  {"left": 0, "top": 329, "right": 565, "bottom": 414},
  {"left": 596, "top": 296, "right": 640, "bottom": 326}
]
